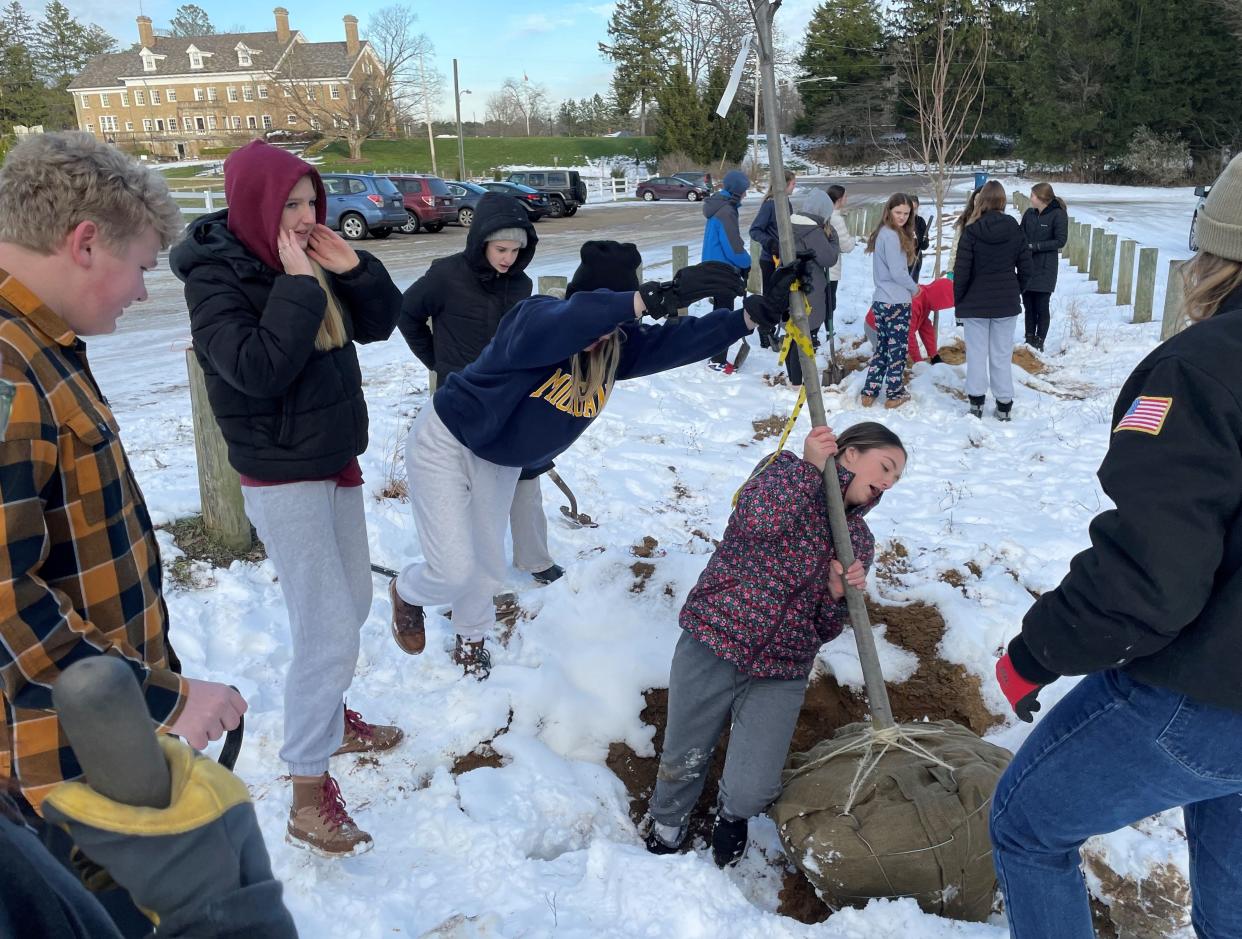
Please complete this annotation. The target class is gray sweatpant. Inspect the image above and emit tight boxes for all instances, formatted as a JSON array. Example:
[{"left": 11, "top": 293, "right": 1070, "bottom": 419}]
[
  {"left": 242, "top": 481, "right": 372, "bottom": 776},
  {"left": 962, "top": 315, "right": 1018, "bottom": 401},
  {"left": 397, "top": 406, "right": 522, "bottom": 640},
  {"left": 510, "top": 477, "right": 554, "bottom": 573},
  {"left": 649, "top": 632, "right": 807, "bottom": 827}
]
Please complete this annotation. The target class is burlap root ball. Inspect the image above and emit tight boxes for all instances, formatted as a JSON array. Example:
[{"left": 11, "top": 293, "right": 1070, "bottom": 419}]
[{"left": 770, "top": 719, "right": 1013, "bottom": 923}]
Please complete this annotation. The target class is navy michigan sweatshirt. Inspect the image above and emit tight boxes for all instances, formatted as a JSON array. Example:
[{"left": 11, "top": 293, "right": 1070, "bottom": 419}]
[{"left": 432, "top": 290, "right": 751, "bottom": 469}]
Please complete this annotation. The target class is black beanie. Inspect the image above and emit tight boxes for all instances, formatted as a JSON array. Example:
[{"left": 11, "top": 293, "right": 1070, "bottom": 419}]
[{"left": 565, "top": 240, "right": 643, "bottom": 297}]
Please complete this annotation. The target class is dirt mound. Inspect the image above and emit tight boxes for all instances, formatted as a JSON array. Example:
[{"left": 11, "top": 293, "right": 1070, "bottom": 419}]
[
  {"left": 937, "top": 338, "right": 1046, "bottom": 375},
  {"left": 606, "top": 598, "right": 1001, "bottom": 888}
]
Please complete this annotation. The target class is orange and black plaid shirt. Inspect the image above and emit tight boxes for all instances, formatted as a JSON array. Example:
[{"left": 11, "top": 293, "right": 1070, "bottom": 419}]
[{"left": 0, "top": 270, "right": 185, "bottom": 812}]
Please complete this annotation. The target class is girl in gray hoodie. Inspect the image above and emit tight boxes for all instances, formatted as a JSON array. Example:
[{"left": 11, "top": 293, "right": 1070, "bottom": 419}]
[
  {"left": 861, "top": 194, "right": 920, "bottom": 408},
  {"left": 784, "top": 187, "right": 840, "bottom": 386}
]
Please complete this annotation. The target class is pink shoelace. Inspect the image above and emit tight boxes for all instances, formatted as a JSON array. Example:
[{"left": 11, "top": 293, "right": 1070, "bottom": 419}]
[
  {"left": 343, "top": 707, "right": 374, "bottom": 740},
  {"left": 318, "top": 775, "right": 355, "bottom": 831}
]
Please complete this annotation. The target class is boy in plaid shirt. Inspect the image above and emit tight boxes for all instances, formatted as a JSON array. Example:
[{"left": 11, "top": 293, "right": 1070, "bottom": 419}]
[{"left": 0, "top": 132, "right": 246, "bottom": 813}]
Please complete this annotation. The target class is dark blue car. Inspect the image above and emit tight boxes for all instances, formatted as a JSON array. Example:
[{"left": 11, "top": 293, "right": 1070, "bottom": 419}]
[
  {"left": 445, "top": 181, "right": 489, "bottom": 228},
  {"left": 321, "top": 173, "right": 407, "bottom": 240}
]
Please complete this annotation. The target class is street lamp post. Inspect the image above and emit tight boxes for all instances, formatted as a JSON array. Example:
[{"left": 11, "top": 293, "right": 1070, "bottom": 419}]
[{"left": 453, "top": 58, "right": 471, "bottom": 181}]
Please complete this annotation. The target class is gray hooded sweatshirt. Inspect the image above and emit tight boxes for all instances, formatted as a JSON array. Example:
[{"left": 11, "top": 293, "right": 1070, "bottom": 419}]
[{"left": 789, "top": 188, "right": 840, "bottom": 330}]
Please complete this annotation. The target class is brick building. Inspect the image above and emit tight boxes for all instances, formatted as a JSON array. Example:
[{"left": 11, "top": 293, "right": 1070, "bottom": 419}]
[{"left": 67, "top": 8, "right": 385, "bottom": 159}]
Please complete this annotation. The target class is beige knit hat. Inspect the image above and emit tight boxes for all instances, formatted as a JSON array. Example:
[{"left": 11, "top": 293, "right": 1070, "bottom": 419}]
[{"left": 1196, "top": 153, "right": 1242, "bottom": 261}]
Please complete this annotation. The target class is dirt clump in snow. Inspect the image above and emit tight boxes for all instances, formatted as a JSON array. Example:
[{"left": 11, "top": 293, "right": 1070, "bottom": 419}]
[
  {"left": 1084, "top": 852, "right": 1191, "bottom": 939},
  {"left": 937, "top": 338, "right": 1046, "bottom": 375}
]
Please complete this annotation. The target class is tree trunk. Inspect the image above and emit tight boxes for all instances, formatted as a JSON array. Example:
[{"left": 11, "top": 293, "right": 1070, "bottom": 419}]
[
  {"left": 639, "top": 93, "right": 647, "bottom": 136},
  {"left": 349, "top": 134, "right": 364, "bottom": 161}
]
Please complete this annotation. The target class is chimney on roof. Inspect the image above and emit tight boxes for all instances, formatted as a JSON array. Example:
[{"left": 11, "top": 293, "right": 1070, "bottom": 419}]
[
  {"left": 274, "top": 7, "right": 291, "bottom": 44},
  {"left": 137, "top": 15, "right": 154, "bottom": 49},
  {"left": 343, "top": 15, "right": 359, "bottom": 57}
]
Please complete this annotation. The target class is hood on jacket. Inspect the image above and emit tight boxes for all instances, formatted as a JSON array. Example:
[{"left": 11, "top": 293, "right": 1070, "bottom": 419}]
[
  {"left": 222, "top": 139, "right": 326, "bottom": 272},
  {"left": 703, "top": 188, "right": 738, "bottom": 220},
  {"left": 170, "top": 209, "right": 261, "bottom": 283},
  {"left": 967, "top": 209, "right": 1021, "bottom": 245},
  {"left": 796, "top": 187, "right": 834, "bottom": 221},
  {"left": 722, "top": 169, "right": 749, "bottom": 197},
  {"left": 463, "top": 192, "right": 538, "bottom": 279}
]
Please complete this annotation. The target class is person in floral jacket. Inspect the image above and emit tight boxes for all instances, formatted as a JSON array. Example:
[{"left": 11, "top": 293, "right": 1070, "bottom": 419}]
[{"left": 644, "top": 422, "right": 906, "bottom": 867}]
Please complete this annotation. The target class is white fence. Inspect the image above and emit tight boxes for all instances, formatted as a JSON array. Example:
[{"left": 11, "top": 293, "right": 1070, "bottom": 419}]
[{"left": 171, "top": 190, "right": 226, "bottom": 216}]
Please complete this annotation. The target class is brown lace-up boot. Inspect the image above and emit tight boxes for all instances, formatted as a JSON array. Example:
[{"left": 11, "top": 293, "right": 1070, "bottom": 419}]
[
  {"left": 389, "top": 578, "right": 426, "bottom": 654},
  {"left": 287, "top": 773, "right": 373, "bottom": 858},
  {"left": 452, "top": 635, "right": 492, "bottom": 680},
  {"left": 332, "top": 706, "right": 404, "bottom": 757}
]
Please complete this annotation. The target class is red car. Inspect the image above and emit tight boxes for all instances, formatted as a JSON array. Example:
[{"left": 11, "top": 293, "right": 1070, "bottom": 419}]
[
  {"left": 387, "top": 175, "right": 457, "bottom": 234},
  {"left": 636, "top": 176, "right": 710, "bottom": 202}
]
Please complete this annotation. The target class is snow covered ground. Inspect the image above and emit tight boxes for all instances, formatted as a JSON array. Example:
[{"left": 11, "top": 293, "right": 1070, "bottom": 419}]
[{"left": 85, "top": 180, "right": 1200, "bottom": 937}]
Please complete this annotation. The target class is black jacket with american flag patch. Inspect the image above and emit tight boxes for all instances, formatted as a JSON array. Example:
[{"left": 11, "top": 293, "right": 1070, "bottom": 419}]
[
  {"left": 0, "top": 271, "right": 185, "bottom": 812},
  {"left": 1020, "top": 286, "right": 1242, "bottom": 711}
]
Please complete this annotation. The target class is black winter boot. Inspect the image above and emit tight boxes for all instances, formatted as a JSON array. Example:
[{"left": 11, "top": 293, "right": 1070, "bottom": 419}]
[
  {"left": 968, "top": 395, "right": 985, "bottom": 419},
  {"left": 711, "top": 814, "right": 748, "bottom": 868},
  {"left": 995, "top": 400, "right": 1013, "bottom": 422},
  {"left": 532, "top": 564, "right": 564, "bottom": 585},
  {"left": 644, "top": 820, "right": 687, "bottom": 856}
]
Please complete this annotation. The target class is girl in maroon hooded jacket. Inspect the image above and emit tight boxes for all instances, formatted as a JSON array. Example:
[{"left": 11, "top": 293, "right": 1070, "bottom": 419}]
[
  {"left": 644, "top": 422, "right": 906, "bottom": 867},
  {"left": 170, "top": 140, "right": 402, "bottom": 859}
]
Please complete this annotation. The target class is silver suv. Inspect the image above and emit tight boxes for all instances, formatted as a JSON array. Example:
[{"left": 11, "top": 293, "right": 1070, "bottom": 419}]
[{"left": 1190, "top": 184, "right": 1211, "bottom": 251}]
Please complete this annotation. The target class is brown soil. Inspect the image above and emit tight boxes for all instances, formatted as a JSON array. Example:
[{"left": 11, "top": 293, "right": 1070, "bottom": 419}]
[
  {"left": 752, "top": 415, "right": 788, "bottom": 441},
  {"left": 631, "top": 535, "right": 662, "bottom": 558},
  {"left": 937, "top": 338, "right": 1046, "bottom": 375},
  {"left": 606, "top": 598, "right": 1001, "bottom": 864},
  {"left": 1084, "top": 854, "right": 1191, "bottom": 939},
  {"left": 779, "top": 869, "right": 833, "bottom": 924},
  {"left": 161, "top": 514, "right": 267, "bottom": 588},
  {"left": 450, "top": 710, "right": 514, "bottom": 777},
  {"left": 630, "top": 561, "right": 656, "bottom": 593}
]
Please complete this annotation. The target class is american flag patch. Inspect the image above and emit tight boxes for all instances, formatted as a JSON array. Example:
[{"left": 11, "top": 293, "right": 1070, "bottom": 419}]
[{"left": 1114, "top": 395, "right": 1172, "bottom": 435}]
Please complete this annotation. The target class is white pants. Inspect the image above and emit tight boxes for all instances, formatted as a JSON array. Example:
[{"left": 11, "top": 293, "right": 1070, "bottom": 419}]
[
  {"left": 962, "top": 315, "right": 1018, "bottom": 402},
  {"left": 397, "top": 406, "right": 522, "bottom": 640},
  {"left": 242, "top": 481, "right": 371, "bottom": 776},
  {"left": 510, "top": 477, "right": 554, "bottom": 573}
]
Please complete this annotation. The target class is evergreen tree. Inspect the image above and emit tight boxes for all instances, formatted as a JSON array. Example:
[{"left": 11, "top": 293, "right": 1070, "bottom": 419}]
[
  {"left": 33, "top": 0, "right": 116, "bottom": 129},
  {"left": 168, "top": 4, "right": 215, "bottom": 37},
  {"left": 702, "top": 65, "right": 747, "bottom": 165},
  {"left": 599, "top": 0, "right": 676, "bottom": 136},
  {"left": 0, "top": 1, "right": 44, "bottom": 131},
  {"left": 796, "top": 0, "right": 889, "bottom": 143},
  {"left": 654, "top": 64, "right": 705, "bottom": 160}
]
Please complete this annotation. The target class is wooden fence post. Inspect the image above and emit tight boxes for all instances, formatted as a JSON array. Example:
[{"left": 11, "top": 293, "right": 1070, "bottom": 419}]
[
  {"left": 671, "top": 244, "right": 689, "bottom": 316},
  {"left": 1133, "top": 247, "right": 1158, "bottom": 324},
  {"left": 1160, "top": 259, "right": 1187, "bottom": 340},
  {"left": 537, "top": 274, "right": 568, "bottom": 297},
  {"left": 1116, "top": 240, "right": 1137, "bottom": 306},
  {"left": 185, "top": 349, "right": 251, "bottom": 553},
  {"left": 1097, "top": 233, "right": 1118, "bottom": 293},
  {"left": 1088, "top": 227, "right": 1105, "bottom": 281},
  {"left": 1073, "top": 223, "right": 1087, "bottom": 272}
]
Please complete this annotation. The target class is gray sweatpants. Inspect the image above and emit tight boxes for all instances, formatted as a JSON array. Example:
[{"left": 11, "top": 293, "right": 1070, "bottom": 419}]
[
  {"left": 510, "top": 477, "right": 554, "bottom": 573},
  {"left": 242, "top": 481, "right": 372, "bottom": 776},
  {"left": 649, "top": 632, "right": 807, "bottom": 827},
  {"left": 397, "top": 406, "right": 522, "bottom": 640},
  {"left": 962, "top": 315, "right": 1018, "bottom": 401}
]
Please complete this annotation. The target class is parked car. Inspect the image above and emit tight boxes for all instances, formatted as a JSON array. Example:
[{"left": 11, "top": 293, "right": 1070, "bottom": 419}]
[
  {"left": 672, "top": 171, "right": 714, "bottom": 191},
  {"left": 479, "top": 181, "right": 550, "bottom": 221},
  {"left": 636, "top": 176, "right": 711, "bottom": 202},
  {"left": 505, "top": 169, "right": 588, "bottom": 218},
  {"left": 444, "top": 180, "right": 488, "bottom": 227},
  {"left": 1191, "top": 183, "right": 1212, "bottom": 251},
  {"left": 320, "top": 173, "right": 407, "bottom": 240},
  {"left": 387, "top": 174, "right": 456, "bottom": 234}
]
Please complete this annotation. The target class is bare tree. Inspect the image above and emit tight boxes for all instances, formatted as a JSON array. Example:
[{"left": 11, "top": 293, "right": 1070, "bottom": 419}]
[
  {"left": 895, "top": 2, "right": 989, "bottom": 276},
  {"left": 497, "top": 77, "right": 547, "bottom": 137},
  {"left": 269, "top": 44, "right": 390, "bottom": 161}
]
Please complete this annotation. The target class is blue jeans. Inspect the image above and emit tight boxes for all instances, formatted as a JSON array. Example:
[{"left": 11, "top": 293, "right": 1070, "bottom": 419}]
[{"left": 990, "top": 670, "right": 1242, "bottom": 939}]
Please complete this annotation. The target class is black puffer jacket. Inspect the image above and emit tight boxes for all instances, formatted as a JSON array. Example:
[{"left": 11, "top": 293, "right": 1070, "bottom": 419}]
[
  {"left": 170, "top": 210, "right": 400, "bottom": 480},
  {"left": 953, "top": 210, "right": 1033, "bottom": 319},
  {"left": 1020, "top": 202, "right": 1069, "bottom": 293},
  {"left": 398, "top": 193, "right": 537, "bottom": 385}
]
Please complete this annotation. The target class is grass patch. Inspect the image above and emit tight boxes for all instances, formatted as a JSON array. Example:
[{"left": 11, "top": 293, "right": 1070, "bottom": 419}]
[
  {"left": 161, "top": 514, "right": 265, "bottom": 589},
  {"left": 315, "top": 136, "right": 657, "bottom": 176}
]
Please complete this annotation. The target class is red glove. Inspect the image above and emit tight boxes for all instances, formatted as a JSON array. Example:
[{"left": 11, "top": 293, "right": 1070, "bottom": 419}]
[{"left": 996, "top": 654, "right": 1044, "bottom": 723}]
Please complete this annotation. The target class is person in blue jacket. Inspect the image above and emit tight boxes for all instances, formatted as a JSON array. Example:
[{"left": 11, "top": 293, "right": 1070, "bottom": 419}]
[
  {"left": 389, "top": 242, "right": 790, "bottom": 679},
  {"left": 702, "top": 169, "right": 752, "bottom": 368}
]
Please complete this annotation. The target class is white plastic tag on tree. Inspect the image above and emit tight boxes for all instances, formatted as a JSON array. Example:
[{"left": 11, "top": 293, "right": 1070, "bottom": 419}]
[{"left": 715, "top": 34, "right": 753, "bottom": 118}]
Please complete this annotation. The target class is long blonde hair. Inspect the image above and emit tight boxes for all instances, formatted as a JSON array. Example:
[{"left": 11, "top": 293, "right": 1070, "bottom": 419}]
[
  {"left": 1180, "top": 252, "right": 1242, "bottom": 326},
  {"left": 865, "top": 192, "right": 917, "bottom": 263},
  {"left": 310, "top": 261, "right": 348, "bottom": 351},
  {"left": 562, "top": 329, "right": 625, "bottom": 416}
]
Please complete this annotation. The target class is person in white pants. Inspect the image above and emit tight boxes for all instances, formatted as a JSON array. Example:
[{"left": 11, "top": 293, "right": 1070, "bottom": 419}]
[
  {"left": 389, "top": 242, "right": 784, "bottom": 680},
  {"left": 952, "top": 180, "right": 1033, "bottom": 421}
]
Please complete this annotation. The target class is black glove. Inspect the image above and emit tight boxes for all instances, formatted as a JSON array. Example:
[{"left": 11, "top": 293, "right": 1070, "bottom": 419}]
[
  {"left": 743, "top": 294, "right": 785, "bottom": 332},
  {"left": 766, "top": 251, "right": 816, "bottom": 304},
  {"left": 639, "top": 261, "right": 746, "bottom": 320},
  {"left": 929, "top": 354, "right": 943, "bottom": 365}
]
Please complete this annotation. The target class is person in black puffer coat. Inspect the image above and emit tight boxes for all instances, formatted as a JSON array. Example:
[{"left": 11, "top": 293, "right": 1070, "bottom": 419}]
[
  {"left": 954, "top": 180, "right": 1032, "bottom": 421},
  {"left": 170, "top": 140, "right": 403, "bottom": 859},
  {"left": 1019, "top": 182, "right": 1069, "bottom": 351},
  {"left": 398, "top": 193, "right": 563, "bottom": 588}
]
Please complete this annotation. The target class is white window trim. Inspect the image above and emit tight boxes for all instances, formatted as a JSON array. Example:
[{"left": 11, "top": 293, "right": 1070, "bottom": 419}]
[
  {"left": 242, "top": 86, "right": 254, "bottom": 101},
  {"left": 150, "top": 90, "right": 161, "bottom": 104},
  {"left": 227, "top": 86, "right": 238, "bottom": 102},
  {"left": 167, "top": 88, "right": 177, "bottom": 102},
  {"left": 99, "top": 92, "right": 110, "bottom": 106},
  {"left": 207, "top": 87, "right": 218, "bottom": 101},
  {"left": 231, "top": 115, "right": 241, "bottom": 129},
  {"left": 329, "top": 84, "right": 340, "bottom": 99},
  {"left": 142, "top": 118, "right": 153, "bottom": 131},
  {"left": 287, "top": 113, "right": 297, "bottom": 125},
  {"left": 257, "top": 84, "right": 268, "bottom": 99},
  {"left": 246, "top": 115, "right": 257, "bottom": 129},
  {"left": 194, "top": 87, "right": 204, "bottom": 101},
  {"left": 80, "top": 94, "right": 90, "bottom": 108},
  {"left": 98, "top": 115, "right": 118, "bottom": 131},
  {"left": 262, "top": 114, "right": 272, "bottom": 128},
  {"left": 124, "top": 120, "right": 133, "bottom": 131},
  {"left": 120, "top": 91, "right": 129, "bottom": 106},
  {"left": 135, "top": 91, "right": 144, "bottom": 105}
]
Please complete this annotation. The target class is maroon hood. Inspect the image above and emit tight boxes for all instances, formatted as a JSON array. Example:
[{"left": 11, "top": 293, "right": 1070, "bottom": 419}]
[{"left": 224, "top": 139, "right": 326, "bottom": 272}]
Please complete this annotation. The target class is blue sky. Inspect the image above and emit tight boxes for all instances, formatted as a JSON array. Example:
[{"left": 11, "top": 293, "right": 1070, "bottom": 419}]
[{"left": 58, "top": 0, "right": 820, "bottom": 118}]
